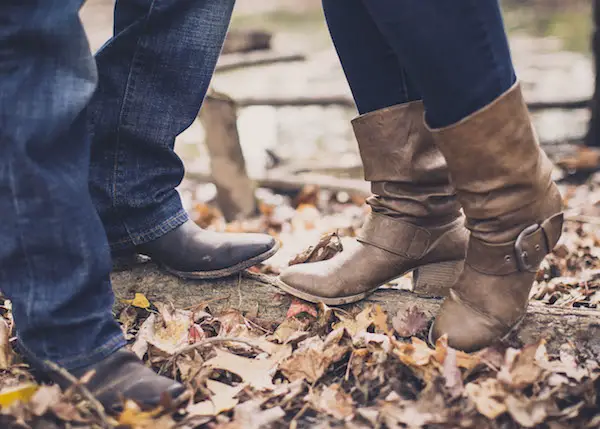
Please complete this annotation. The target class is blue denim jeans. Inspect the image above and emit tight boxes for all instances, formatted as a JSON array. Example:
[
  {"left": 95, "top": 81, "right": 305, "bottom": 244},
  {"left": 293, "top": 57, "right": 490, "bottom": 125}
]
[
  {"left": 1, "top": 0, "right": 233, "bottom": 370},
  {"left": 90, "top": 0, "right": 234, "bottom": 253},
  {"left": 322, "top": 0, "right": 517, "bottom": 128}
]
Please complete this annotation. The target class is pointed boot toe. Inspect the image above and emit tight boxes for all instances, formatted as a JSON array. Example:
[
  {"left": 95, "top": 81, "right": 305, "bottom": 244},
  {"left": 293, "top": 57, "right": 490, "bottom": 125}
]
[
  {"left": 54, "top": 349, "right": 187, "bottom": 414},
  {"left": 278, "top": 263, "right": 337, "bottom": 302},
  {"left": 274, "top": 101, "right": 467, "bottom": 305},
  {"left": 136, "top": 220, "right": 279, "bottom": 279}
]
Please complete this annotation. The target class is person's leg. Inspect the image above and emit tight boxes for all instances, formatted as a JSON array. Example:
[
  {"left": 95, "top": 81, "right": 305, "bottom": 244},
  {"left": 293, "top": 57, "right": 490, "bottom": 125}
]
[
  {"left": 360, "top": 0, "right": 516, "bottom": 129},
  {"left": 89, "top": 0, "right": 277, "bottom": 279},
  {"left": 277, "top": 0, "right": 467, "bottom": 304},
  {"left": 0, "top": 0, "right": 183, "bottom": 411},
  {"left": 360, "top": 0, "right": 563, "bottom": 351}
]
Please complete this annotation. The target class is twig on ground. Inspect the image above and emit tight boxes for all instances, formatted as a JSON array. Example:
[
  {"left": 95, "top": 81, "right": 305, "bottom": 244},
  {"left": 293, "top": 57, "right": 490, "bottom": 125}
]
[
  {"left": 43, "top": 360, "right": 110, "bottom": 429},
  {"left": 565, "top": 214, "right": 600, "bottom": 225},
  {"left": 161, "top": 337, "right": 268, "bottom": 375}
]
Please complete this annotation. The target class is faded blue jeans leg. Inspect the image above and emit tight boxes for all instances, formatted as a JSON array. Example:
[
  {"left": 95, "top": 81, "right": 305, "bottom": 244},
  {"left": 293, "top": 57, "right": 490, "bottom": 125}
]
[
  {"left": 88, "top": 0, "right": 236, "bottom": 253},
  {"left": 0, "top": 0, "right": 125, "bottom": 370}
]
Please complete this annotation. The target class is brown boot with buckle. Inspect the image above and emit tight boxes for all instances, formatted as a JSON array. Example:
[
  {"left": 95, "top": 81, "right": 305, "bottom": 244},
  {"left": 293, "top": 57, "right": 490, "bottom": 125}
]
[
  {"left": 428, "top": 83, "right": 564, "bottom": 352},
  {"left": 277, "top": 101, "right": 468, "bottom": 305}
]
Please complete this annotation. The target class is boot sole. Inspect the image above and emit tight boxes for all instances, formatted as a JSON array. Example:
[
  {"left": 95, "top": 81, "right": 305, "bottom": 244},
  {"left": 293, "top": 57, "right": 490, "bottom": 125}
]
[
  {"left": 160, "top": 241, "right": 280, "bottom": 280},
  {"left": 275, "top": 260, "right": 463, "bottom": 306}
]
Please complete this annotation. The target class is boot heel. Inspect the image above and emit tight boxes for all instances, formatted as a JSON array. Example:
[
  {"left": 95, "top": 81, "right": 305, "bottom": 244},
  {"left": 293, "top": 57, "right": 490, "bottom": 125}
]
[{"left": 412, "top": 260, "right": 464, "bottom": 297}]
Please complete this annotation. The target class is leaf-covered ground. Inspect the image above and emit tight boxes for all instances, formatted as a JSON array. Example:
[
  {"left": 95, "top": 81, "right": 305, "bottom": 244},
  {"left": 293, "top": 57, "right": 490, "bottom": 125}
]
[{"left": 1, "top": 177, "right": 600, "bottom": 429}]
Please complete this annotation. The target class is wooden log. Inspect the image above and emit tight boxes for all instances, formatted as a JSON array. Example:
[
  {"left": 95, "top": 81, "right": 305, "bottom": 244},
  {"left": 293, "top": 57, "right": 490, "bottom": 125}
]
[
  {"left": 111, "top": 262, "right": 600, "bottom": 354},
  {"left": 185, "top": 170, "right": 371, "bottom": 197},
  {"left": 222, "top": 30, "right": 272, "bottom": 55},
  {"left": 215, "top": 52, "right": 306, "bottom": 73},
  {"left": 199, "top": 90, "right": 258, "bottom": 221},
  {"left": 235, "top": 95, "right": 591, "bottom": 111}
]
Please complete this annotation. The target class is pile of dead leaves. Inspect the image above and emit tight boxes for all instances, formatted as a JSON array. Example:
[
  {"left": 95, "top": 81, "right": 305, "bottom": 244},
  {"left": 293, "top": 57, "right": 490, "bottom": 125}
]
[{"left": 0, "top": 297, "right": 598, "bottom": 429}]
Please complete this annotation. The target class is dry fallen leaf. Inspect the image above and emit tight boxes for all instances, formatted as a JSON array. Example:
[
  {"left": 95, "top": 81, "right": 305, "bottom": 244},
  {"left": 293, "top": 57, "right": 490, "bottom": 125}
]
[
  {"left": 204, "top": 348, "right": 282, "bottom": 391},
  {"left": 0, "top": 318, "right": 12, "bottom": 369},
  {"left": 392, "top": 306, "right": 429, "bottom": 337},
  {"left": 370, "top": 305, "right": 391, "bottom": 334},
  {"left": 442, "top": 347, "right": 464, "bottom": 397},
  {"left": 132, "top": 306, "right": 192, "bottom": 356},
  {"left": 269, "top": 317, "right": 309, "bottom": 344},
  {"left": 465, "top": 378, "right": 507, "bottom": 419},
  {"left": 286, "top": 297, "right": 318, "bottom": 319},
  {"left": 186, "top": 380, "right": 244, "bottom": 417},
  {"left": 505, "top": 394, "right": 550, "bottom": 428},
  {"left": 498, "top": 341, "right": 545, "bottom": 389},
  {"left": 311, "top": 384, "right": 354, "bottom": 421},
  {"left": 121, "top": 292, "right": 151, "bottom": 309},
  {"left": 0, "top": 383, "right": 39, "bottom": 407},
  {"left": 288, "top": 232, "right": 343, "bottom": 266},
  {"left": 117, "top": 400, "right": 173, "bottom": 429},
  {"left": 216, "top": 400, "right": 285, "bottom": 429},
  {"left": 332, "top": 307, "right": 373, "bottom": 337},
  {"left": 280, "top": 331, "right": 349, "bottom": 384}
]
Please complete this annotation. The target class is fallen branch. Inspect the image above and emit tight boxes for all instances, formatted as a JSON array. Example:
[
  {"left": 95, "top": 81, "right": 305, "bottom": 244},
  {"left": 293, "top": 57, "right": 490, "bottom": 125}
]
[
  {"left": 43, "top": 360, "right": 110, "bottom": 428},
  {"left": 185, "top": 171, "right": 370, "bottom": 197},
  {"left": 222, "top": 30, "right": 272, "bottom": 55},
  {"left": 234, "top": 95, "right": 591, "bottom": 111},
  {"left": 215, "top": 52, "right": 306, "bottom": 73},
  {"left": 236, "top": 95, "right": 355, "bottom": 108}
]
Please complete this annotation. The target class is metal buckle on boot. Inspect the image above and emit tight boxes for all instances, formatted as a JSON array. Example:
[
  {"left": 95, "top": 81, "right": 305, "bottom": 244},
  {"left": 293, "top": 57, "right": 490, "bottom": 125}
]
[{"left": 514, "top": 223, "right": 541, "bottom": 273}]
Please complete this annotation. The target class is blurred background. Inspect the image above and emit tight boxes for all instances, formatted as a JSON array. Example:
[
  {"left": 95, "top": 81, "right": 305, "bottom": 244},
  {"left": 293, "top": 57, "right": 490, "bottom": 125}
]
[{"left": 79, "top": 0, "right": 597, "bottom": 268}]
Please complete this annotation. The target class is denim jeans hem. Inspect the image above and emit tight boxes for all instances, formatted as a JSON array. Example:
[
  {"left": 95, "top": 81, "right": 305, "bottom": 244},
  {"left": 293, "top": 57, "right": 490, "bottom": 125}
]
[
  {"left": 19, "top": 333, "right": 126, "bottom": 372},
  {"left": 108, "top": 208, "right": 189, "bottom": 252}
]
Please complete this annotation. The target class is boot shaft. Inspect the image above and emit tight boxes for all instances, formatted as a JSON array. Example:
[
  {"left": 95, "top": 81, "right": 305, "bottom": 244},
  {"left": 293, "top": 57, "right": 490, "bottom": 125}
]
[{"left": 351, "top": 101, "right": 460, "bottom": 223}]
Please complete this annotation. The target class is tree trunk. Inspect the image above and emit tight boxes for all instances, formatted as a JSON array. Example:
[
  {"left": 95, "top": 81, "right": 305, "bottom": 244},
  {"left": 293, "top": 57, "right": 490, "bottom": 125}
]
[{"left": 199, "top": 90, "right": 258, "bottom": 221}]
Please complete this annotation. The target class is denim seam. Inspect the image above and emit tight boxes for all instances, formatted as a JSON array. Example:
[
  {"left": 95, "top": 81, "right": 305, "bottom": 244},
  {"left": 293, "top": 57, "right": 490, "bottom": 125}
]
[
  {"left": 19, "top": 332, "right": 126, "bottom": 371},
  {"left": 7, "top": 160, "right": 37, "bottom": 353},
  {"left": 111, "top": 0, "right": 158, "bottom": 248},
  {"left": 109, "top": 208, "right": 188, "bottom": 248}
]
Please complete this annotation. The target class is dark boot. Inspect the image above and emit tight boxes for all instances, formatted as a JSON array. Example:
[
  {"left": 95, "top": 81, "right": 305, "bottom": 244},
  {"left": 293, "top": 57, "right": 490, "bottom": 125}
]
[
  {"left": 277, "top": 102, "right": 468, "bottom": 305},
  {"left": 428, "top": 83, "right": 564, "bottom": 352},
  {"left": 51, "top": 349, "right": 186, "bottom": 414},
  {"left": 136, "top": 220, "right": 278, "bottom": 279}
]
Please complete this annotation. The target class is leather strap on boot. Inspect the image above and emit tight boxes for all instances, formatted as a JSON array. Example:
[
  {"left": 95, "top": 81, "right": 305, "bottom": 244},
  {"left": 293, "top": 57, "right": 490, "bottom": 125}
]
[
  {"left": 466, "top": 213, "right": 563, "bottom": 275},
  {"left": 357, "top": 212, "right": 431, "bottom": 259}
]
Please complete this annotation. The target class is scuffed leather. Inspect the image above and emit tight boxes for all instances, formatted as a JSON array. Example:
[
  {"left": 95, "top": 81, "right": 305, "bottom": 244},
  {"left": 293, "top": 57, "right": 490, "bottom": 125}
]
[
  {"left": 429, "top": 83, "right": 564, "bottom": 352},
  {"left": 279, "top": 102, "right": 468, "bottom": 301}
]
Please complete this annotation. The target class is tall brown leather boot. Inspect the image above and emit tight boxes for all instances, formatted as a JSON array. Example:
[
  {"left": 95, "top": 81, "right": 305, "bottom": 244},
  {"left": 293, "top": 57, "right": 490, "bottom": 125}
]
[
  {"left": 277, "top": 102, "right": 468, "bottom": 305},
  {"left": 428, "top": 83, "right": 564, "bottom": 352}
]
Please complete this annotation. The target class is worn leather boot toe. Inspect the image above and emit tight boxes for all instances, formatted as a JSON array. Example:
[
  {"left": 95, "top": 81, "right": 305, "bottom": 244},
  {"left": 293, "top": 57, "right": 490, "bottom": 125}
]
[
  {"left": 52, "top": 349, "right": 186, "bottom": 414},
  {"left": 136, "top": 220, "right": 278, "bottom": 279},
  {"left": 278, "top": 101, "right": 468, "bottom": 304}
]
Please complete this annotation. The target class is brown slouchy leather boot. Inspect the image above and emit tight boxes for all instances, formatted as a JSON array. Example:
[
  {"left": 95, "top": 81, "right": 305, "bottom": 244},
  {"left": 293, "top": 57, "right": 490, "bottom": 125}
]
[
  {"left": 277, "top": 101, "right": 468, "bottom": 305},
  {"left": 428, "top": 83, "right": 564, "bottom": 352}
]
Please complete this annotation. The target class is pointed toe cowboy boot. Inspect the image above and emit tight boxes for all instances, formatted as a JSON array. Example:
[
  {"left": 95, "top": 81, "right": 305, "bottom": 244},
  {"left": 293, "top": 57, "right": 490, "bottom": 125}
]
[{"left": 278, "top": 101, "right": 468, "bottom": 305}]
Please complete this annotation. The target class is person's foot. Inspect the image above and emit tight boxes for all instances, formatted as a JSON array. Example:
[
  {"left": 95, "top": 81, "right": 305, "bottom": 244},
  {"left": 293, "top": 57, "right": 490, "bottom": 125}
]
[
  {"left": 136, "top": 220, "right": 279, "bottom": 279},
  {"left": 52, "top": 349, "right": 186, "bottom": 413}
]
